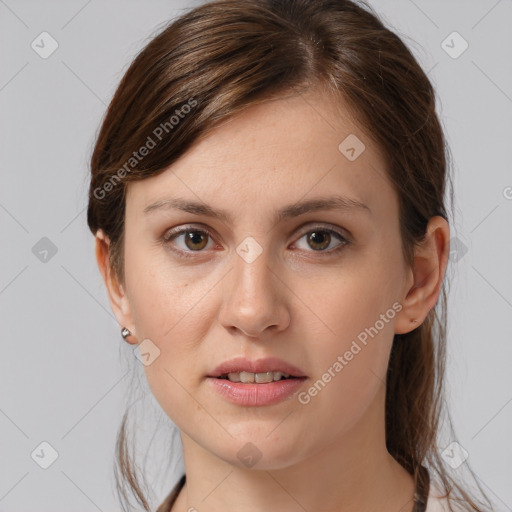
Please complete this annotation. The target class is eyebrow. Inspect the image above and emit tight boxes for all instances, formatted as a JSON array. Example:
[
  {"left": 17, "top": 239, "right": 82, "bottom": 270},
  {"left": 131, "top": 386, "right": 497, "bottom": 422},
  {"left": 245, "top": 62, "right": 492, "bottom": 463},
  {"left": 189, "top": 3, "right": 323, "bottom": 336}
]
[{"left": 143, "top": 195, "right": 371, "bottom": 223}]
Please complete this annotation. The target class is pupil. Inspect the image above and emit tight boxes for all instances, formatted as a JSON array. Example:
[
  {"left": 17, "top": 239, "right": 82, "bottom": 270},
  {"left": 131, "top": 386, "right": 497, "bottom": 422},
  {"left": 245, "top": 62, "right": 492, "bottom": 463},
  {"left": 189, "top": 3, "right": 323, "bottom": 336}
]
[
  {"left": 186, "top": 231, "right": 207, "bottom": 250},
  {"left": 309, "top": 231, "right": 330, "bottom": 250}
]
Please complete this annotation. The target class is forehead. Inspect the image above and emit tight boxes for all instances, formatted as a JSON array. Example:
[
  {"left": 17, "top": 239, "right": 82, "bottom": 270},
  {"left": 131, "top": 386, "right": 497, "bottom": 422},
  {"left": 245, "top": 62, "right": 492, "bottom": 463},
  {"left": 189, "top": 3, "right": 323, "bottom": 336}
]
[{"left": 126, "top": 88, "right": 396, "bottom": 223}]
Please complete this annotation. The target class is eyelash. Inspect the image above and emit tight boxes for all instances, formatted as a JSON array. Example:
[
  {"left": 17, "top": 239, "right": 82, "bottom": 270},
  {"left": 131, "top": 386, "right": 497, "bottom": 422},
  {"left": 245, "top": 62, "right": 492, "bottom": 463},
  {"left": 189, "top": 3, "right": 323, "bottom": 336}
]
[{"left": 161, "top": 224, "right": 350, "bottom": 260}]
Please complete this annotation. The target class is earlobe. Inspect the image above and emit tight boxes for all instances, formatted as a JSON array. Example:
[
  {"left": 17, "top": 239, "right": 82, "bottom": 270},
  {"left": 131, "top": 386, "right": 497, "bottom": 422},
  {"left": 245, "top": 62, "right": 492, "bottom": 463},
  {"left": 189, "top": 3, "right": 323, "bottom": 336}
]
[
  {"left": 95, "top": 230, "right": 137, "bottom": 341},
  {"left": 394, "top": 216, "right": 449, "bottom": 335}
]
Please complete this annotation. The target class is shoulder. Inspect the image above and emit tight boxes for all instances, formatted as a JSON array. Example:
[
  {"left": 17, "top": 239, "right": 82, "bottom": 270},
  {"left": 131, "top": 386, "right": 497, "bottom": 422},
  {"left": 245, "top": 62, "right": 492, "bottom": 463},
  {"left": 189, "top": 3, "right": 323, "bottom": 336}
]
[
  {"left": 426, "top": 481, "right": 451, "bottom": 511},
  {"left": 425, "top": 481, "right": 465, "bottom": 512}
]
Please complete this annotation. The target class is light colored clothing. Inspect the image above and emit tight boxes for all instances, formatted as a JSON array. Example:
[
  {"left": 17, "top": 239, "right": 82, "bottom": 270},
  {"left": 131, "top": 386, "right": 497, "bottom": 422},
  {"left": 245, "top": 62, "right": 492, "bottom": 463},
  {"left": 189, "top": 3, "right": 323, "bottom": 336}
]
[{"left": 426, "top": 482, "right": 454, "bottom": 512}]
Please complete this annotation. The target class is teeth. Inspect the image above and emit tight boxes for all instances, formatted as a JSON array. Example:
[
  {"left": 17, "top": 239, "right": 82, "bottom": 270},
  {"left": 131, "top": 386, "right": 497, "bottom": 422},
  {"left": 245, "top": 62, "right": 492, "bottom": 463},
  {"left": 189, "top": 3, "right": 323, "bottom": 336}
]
[{"left": 224, "top": 371, "right": 291, "bottom": 383}]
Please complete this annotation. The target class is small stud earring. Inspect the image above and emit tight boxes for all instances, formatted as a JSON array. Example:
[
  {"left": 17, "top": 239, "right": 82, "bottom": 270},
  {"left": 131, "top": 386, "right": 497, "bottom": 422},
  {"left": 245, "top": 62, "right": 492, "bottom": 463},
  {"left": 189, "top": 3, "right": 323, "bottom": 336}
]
[{"left": 121, "top": 327, "right": 132, "bottom": 340}]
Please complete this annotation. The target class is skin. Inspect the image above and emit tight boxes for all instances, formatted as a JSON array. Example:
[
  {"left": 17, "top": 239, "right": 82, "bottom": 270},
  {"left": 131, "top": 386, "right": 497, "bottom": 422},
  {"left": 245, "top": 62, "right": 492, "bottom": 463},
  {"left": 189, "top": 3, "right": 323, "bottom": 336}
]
[{"left": 96, "top": 86, "right": 449, "bottom": 512}]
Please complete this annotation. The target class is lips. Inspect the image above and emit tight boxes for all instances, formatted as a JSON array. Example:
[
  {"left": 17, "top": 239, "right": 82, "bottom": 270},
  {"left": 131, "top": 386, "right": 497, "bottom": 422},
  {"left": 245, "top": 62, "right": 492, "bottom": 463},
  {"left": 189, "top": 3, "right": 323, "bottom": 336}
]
[{"left": 208, "top": 356, "right": 307, "bottom": 378}]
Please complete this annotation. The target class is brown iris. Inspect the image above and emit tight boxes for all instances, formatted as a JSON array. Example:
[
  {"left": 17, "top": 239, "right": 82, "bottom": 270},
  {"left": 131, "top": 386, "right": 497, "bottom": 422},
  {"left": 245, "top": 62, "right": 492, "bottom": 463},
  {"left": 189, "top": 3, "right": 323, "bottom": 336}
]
[
  {"left": 184, "top": 230, "right": 209, "bottom": 251},
  {"left": 307, "top": 230, "right": 331, "bottom": 251}
]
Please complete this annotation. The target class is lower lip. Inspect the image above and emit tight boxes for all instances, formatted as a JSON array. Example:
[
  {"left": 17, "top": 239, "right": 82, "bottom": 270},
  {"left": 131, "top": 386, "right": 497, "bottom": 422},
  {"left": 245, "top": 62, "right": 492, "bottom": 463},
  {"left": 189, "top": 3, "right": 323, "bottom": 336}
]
[{"left": 206, "top": 377, "right": 307, "bottom": 406}]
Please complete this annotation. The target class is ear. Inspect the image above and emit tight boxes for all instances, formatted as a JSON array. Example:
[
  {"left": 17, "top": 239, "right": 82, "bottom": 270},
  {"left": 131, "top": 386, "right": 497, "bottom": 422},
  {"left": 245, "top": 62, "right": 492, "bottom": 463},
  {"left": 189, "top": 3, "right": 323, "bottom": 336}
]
[
  {"left": 395, "top": 216, "right": 450, "bottom": 334},
  {"left": 95, "top": 229, "right": 138, "bottom": 344}
]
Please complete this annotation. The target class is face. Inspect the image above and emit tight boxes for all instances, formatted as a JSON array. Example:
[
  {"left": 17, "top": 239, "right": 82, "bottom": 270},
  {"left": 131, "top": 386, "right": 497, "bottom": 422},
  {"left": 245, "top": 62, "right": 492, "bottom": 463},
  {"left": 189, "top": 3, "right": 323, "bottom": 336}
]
[{"left": 117, "top": 87, "right": 414, "bottom": 469}]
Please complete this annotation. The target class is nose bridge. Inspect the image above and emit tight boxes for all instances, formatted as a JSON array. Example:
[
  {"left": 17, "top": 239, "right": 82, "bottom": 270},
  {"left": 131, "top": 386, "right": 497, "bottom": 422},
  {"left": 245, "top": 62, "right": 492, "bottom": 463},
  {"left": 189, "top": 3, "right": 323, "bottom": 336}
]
[
  {"left": 219, "top": 237, "right": 287, "bottom": 336},
  {"left": 231, "top": 238, "right": 275, "bottom": 306}
]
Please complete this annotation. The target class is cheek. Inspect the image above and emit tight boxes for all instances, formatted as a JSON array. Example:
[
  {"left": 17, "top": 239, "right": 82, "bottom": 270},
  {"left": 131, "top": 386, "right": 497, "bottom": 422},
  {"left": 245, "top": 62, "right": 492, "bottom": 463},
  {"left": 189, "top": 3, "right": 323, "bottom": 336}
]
[
  {"left": 123, "top": 246, "right": 222, "bottom": 421},
  {"left": 304, "top": 254, "right": 402, "bottom": 345},
  {"left": 299, "top": 294, "right": 396, "bottom": 435},
  {"left": 125, "top": 240, "right": 210, "bottom": 339},
  {"left": 294, "top": 249, "right": 403, "bottom": 423}
]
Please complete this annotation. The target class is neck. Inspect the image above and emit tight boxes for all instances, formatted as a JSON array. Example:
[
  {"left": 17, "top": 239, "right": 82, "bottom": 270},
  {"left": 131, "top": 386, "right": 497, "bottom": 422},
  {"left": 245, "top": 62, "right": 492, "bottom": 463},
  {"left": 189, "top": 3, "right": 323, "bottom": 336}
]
[{"left": 172, "top": 383, "right": 416, "bottom": 512}]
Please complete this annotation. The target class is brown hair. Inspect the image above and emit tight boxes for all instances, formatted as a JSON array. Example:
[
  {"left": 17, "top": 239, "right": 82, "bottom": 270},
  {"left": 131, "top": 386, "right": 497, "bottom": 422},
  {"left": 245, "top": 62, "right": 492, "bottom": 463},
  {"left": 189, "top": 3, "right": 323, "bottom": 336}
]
[{"left": 87, "top": 0, "right": 494, "bottom": 510}]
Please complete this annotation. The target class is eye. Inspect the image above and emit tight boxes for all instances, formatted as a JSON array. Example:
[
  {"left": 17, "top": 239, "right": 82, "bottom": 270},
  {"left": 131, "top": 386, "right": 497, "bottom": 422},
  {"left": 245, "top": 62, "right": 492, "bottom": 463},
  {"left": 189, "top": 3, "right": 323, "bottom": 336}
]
[
  {"left": 161, "top": 224, "right": 350, "bottom": 259},
  {"left": 162, "top": 226, "right": 216, "bottom": 258},
  {"left": 293, "top": 226, "right": 349, "bottom": 254}
]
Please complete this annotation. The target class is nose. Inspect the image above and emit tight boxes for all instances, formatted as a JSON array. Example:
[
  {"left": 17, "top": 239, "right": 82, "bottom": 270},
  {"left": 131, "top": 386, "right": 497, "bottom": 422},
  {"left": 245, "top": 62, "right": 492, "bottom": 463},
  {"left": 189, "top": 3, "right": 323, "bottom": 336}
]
[{"left": 218, "top": 246, "right": 290, "bottom": 339}]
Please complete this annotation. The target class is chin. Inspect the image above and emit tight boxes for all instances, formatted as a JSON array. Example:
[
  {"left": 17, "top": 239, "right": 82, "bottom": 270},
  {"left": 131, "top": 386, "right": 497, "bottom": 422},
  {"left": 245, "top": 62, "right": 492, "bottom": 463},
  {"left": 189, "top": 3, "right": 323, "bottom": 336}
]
[{"left": 211, "top": 433, "right": 309, "bottom": 471}]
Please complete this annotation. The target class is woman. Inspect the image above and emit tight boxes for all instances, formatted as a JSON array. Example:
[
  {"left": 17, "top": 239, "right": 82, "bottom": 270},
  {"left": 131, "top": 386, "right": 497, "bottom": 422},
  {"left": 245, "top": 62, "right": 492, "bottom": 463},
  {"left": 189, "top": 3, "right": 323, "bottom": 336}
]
[{"left": 87, "top": 0, "right": 494, "bottom": 510}]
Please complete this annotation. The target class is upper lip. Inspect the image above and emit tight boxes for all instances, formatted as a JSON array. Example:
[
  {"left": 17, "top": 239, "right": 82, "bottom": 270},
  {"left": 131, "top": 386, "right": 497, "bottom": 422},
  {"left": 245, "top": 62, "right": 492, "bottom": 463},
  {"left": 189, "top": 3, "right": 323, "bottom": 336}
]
[{"left": 208, "top": 356, "right": 307, "bottom": 378}]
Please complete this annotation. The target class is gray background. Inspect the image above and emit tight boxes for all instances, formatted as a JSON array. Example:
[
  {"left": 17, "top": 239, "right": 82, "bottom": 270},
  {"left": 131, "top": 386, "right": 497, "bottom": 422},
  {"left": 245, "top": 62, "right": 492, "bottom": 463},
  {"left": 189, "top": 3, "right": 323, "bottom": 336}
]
[{"left": 1, "top": 1, "right": 511, "bottom": 511}]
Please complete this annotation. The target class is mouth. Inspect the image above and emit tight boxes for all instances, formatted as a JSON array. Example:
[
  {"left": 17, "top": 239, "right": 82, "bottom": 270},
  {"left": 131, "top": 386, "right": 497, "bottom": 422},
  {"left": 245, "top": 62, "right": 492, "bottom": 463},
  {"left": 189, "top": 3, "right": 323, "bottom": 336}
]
[
  {"left": 207, "top": 370, "right": 307, "bottom": 406},
  {"left": 216, "top": 371, "right": 301, "bottom": 383},
  {"left": 208, "top": 356, "right": 307, "bottom": 383}
]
